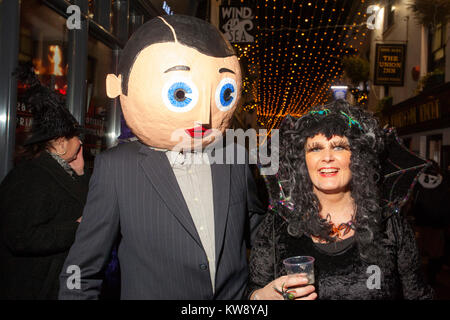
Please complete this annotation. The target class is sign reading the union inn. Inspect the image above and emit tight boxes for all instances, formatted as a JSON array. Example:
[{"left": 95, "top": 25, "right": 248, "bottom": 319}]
[
  {"left": 388, "top": 98, "right": 440, "bottom": 129},
  {"left": 374, "top": 44, "right": 406, "bottom": 86},
  {"left": 219, "top": 5, "right": 255, "bottom": 44},
  {"left": 382, "top": 82, "right": 450, "bottom": 134}
]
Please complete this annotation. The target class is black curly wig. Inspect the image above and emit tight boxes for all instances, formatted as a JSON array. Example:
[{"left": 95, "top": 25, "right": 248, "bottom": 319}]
[{"left": 273, "top": 100, "right": 386, "bottom": 263}]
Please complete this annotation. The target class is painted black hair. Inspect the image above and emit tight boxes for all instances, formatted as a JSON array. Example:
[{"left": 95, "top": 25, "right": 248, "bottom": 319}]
[
  {"left": 118, "top": 14, "right": 236, "bottom": 95},
  {"left": 274, "top": 100, "right": 386, "bottom": 263}
]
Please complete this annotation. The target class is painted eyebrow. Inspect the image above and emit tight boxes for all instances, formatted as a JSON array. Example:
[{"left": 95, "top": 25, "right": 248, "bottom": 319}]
[
  {"left": 219, "top": 67, "right": 235, "bottom": 74},
  {"left": 164, "top": 65, "right": 190, "bottom": 73}
]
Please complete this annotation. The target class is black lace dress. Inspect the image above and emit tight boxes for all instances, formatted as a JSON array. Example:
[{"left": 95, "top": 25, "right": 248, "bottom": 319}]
[{"left": 246, "top": 209, "right": 433, "bottom": 300}]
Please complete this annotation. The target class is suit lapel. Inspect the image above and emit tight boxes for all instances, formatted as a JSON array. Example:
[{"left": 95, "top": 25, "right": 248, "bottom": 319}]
[
  {"left": 138, "top": 146, "right": 203, "bottom": 249},
  {"left": 211, "top": 162, "right": 231, "bottom": 264}
]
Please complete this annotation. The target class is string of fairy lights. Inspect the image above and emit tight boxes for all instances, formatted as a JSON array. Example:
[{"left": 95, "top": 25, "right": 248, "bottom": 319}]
[{"left": 234, "top": 0, "right": 373, "bottom": 132}]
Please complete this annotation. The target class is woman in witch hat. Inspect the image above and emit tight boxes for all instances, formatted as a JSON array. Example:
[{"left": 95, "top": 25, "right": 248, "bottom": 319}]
[{"left": 0, "top": 63, "right": 89, "bottom": 299}]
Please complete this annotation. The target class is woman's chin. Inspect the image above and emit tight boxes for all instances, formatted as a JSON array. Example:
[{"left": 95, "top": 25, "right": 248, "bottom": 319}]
[{"left": 314, "top": 185, "right": 350, "bottom": 195}]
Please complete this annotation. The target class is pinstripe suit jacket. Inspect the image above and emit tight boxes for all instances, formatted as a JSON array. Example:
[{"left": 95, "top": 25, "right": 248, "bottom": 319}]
[{"left": 58, "top": 141, "right": 266, "bottom": 299}]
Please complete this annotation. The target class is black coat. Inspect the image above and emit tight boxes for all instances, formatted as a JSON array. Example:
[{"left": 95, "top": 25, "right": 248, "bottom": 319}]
[{"left": 0, "top": 151, "right": 89, "bottom": 299}]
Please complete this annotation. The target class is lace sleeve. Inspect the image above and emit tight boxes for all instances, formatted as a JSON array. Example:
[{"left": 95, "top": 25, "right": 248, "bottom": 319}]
[{"left": 245, "top": 212, "right": 281, "bottom": 299}]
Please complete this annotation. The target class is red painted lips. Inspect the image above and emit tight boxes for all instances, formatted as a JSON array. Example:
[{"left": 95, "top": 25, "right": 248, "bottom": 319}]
[
  {"left": 318, "top": 167, "right": 339, "bottom": 177},
  {"left": 185, "top": 126, "right": 209, "bottom": 138}
]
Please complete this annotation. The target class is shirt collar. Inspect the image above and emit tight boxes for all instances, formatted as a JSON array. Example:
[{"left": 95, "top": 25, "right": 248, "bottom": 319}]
[
  {"left": 148, "top": 147, "right": 210, "bottom": 167},
  {"left": 166, "top": 150, "right": 186, "bottom": 167}
]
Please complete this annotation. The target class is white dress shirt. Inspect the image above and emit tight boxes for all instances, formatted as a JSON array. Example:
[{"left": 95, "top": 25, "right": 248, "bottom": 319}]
[{"left": 165, "top": 150, "right": 216, "bottom": 292}]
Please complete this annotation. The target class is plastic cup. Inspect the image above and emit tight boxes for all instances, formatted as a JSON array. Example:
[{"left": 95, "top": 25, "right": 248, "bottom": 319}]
[{"left": 283, "top": 256, "right": 315, "bottom": 284}]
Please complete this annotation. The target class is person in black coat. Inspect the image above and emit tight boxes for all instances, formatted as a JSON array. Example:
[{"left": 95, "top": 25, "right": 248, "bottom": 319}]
[
  {"left": 410, "top": 161, "right": 450, "bottom": 285},
  {"left": 0, "top": 63, "right": 89, "bottom": 299}
]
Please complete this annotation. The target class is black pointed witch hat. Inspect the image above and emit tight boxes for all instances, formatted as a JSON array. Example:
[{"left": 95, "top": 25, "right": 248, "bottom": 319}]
[{"left": 14, "top": 62, "right": 83, "bottom": 146}]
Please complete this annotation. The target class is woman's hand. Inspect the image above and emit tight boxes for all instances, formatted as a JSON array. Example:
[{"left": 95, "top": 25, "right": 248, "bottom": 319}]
[
  {"left": 250, "top": 274, "right": 317, "bottom": 300},
  {"left": 69, "top": 145, "right": 85, "bottom": 176}
]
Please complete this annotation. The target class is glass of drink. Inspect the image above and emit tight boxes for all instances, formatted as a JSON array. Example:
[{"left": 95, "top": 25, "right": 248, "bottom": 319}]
[{"left": 283, "top": 256, "right": 315, "bottom": 284}]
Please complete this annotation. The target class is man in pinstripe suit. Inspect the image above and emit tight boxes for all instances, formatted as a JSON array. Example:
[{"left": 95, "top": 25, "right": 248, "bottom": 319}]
[{"left": 59, "top": 15, "right": 266, "bottom": 299}]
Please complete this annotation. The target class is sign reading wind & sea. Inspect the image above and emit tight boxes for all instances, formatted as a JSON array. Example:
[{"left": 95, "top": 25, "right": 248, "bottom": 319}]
[{"left": 219, "top": 5, "right": 256, "bottom": 44}]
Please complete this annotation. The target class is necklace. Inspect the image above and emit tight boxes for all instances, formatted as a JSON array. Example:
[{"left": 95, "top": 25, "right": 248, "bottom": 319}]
[
  {"left": 324, "top": 207, "right": 357, "bottom": 239},
  {"left": 311, "top": 216, "right": 357, "bottom": 243},
  {"left": 328, "top": 220, "right": 356, "bottom": 238}
]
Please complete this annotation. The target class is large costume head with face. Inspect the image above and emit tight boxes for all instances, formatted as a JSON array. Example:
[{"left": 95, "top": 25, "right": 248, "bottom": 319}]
[{"left": 106, "top": 15, "right": 242, "bottom": 150}]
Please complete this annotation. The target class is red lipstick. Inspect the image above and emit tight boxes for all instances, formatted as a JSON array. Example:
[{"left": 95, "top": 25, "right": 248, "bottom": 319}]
[
  {"left": 318, "top": 167, "right": 339, "bottom": 177},
  {"left": 186, "top": 126, "right": 209, "bottom": 138}
]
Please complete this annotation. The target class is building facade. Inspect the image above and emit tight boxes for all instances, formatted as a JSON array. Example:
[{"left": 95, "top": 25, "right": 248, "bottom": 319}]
[
  {"left": 0, "top": 0, "right": 207, "bottom": 181},
  {"left": 367, "top": 0, "right": 450, "bottom": 174}
]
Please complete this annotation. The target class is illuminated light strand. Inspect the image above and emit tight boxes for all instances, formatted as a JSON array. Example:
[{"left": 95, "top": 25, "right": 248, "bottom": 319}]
[{"left": 235, "top": 0, "right": 369, "bottom": 132}]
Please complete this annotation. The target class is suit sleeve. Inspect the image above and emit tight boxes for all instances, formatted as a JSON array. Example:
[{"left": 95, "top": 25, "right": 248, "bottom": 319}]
[{"left": 59, "top": 153, "right": 120, "bottom": 300}]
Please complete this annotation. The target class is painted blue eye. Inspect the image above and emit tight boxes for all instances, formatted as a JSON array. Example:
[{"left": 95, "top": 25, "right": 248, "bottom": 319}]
[
  {"left": 168, "top": 82, "right": 192, "bottom": 107},
  {"left": 220, "top": 84, "right": 234, "bottom": 106},
  {"left": 162, "top": 78, "right": 198, "bottom": 112},
  {"left": 215, "top": 78, "right": 237, "bottom": 111}
]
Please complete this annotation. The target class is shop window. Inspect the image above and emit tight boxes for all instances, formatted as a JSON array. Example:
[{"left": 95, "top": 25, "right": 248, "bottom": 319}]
[
  {"left": 427, "top": 134, "right": 443, "bottom": 166},
  {"left": 429, "top": 23, "right": 446, "bottom": 73},
  {"left": 384, "top": 0, "right": 395, "bottom": 32},
  {"left": 16, "top": 0, "right": 68, "bottom": 149},
  {"left": 88, "top": 0, "right": 95, "bottom": 19},
  {"left": 111, "top": 0, "right": 118, "bottom": 35},
  {"left": 84, "top": 37, "right": 114, "bottom": 169},
  {"left": 442, "top": 145, "right": 450, "bottom": 174},
  {"left": 402, "top": 137, "right": 412, "bottom": 150},
  {"left": 91, "top": 0, "right": 112, "bottom": 31},
  {"left": 129, "top": 9, "right": 144, "bottom": 37}
]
